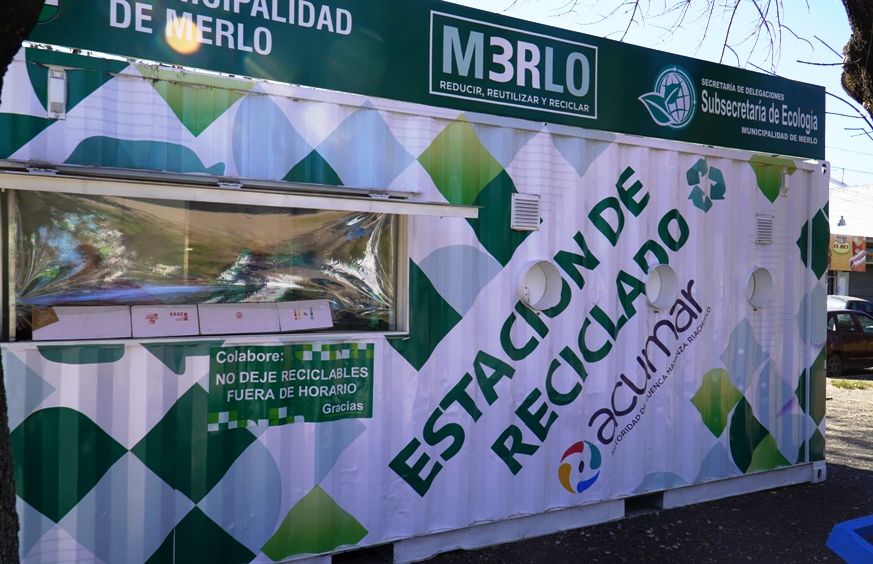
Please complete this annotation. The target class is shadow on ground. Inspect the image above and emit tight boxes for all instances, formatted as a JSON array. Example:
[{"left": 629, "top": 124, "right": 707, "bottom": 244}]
[{"left": 425, "top": 464, "right": 872, "bottom": 563}]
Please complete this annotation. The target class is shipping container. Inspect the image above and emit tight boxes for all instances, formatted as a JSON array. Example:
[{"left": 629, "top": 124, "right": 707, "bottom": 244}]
[{"left": 1, "top": 1, "right": 828, "bottom": 562}]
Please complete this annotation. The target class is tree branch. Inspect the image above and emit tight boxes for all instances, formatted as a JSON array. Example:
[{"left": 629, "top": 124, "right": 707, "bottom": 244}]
[{"left": 720, "top": 1, "right": 742, "bottom": 65}]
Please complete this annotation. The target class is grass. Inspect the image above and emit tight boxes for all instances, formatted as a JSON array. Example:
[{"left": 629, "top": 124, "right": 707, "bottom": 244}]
[{"left": 831, "top": 379, "right": 873, "bottom": 390}]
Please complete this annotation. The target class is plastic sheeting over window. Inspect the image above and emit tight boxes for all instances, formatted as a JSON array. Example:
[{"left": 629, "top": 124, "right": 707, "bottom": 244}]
[{"left": 13, "top": 191, "right": 397, "bottom": 337}]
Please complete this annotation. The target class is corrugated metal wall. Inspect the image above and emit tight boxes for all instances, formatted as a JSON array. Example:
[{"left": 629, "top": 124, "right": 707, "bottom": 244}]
[{"left": 1, "top": 49, "right": 828, "bottom": 563}]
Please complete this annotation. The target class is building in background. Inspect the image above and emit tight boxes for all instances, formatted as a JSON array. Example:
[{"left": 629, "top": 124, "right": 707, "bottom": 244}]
[{"left": 829, "top": 180, "right": 873, "bottom": 297}]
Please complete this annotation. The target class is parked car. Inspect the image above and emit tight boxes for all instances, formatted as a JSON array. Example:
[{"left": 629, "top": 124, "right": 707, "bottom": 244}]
[
  {"left": 827, "top": 309, "right": 873, "bottom": 377},
  {"left": 827, "top": 295, "right": 873, "bottom": 314}
]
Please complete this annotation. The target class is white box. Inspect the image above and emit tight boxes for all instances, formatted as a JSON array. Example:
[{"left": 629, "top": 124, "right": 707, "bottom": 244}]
[
  {"left": 131, "top": 305, "right": 200, "bottom": 338},
  {"left": 32, "top": 306, "right": 132, "bottom": 341},
  {"left": 277, "top": 299, "right": 334, "bottom": 332},
  {"left": 197, "top": 303, "right": 280, "bottom": 335}
]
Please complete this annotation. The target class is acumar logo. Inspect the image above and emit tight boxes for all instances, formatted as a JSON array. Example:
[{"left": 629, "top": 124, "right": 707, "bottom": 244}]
[
  {"left": 558, "top": 440, "right": 602, "bottom": 493},
  {"left": 639, "top": 65, "right": 697, "bottom": 130}
]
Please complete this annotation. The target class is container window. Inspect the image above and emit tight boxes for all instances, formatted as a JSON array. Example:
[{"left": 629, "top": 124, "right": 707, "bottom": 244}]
[{"left": 12, "top": 191, "right": 398, "bottom": 339}]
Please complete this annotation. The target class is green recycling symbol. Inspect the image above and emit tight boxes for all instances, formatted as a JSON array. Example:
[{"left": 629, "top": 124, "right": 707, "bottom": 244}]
[{"left": 687, "top": 158, "right": 726, "bottom": 212}]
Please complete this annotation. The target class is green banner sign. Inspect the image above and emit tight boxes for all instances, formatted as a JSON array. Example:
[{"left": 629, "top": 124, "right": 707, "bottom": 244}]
[
  {"left": 207, "top": 342, "right": 374, "bottom": 430},
  {"left": 30, "top": 0, "right": 825, "bottom": 159}
]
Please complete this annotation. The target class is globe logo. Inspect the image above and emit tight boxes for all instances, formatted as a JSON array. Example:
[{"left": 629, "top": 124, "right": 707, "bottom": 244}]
[
  {"left": 639, "top": 65, "right": 698, "bottom": 130},
  {"left": 558, "top": 440, "right": 602, "bottom": 493},
  {"left": 39, "top": 0, "right": 60, "bottom": 24}
]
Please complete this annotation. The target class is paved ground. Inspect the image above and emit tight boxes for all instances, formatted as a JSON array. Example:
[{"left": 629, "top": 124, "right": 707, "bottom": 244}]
[{"left": 419, "top": 374, "right": 873, "bottom": 563}]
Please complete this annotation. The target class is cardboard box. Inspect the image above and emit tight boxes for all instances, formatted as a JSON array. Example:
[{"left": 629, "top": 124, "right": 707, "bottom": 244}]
[
  {"left": 197, "top": 303, "right": 280, "bottom": 335},
  {"left": 32, "top": 306, "right": 132, "bottom": 341},
  {"left": 276, "top": 299, "right": 334, "bottom": 332},
  {"left": 131, "top": 305, "right": 200, "bottom": 338}
]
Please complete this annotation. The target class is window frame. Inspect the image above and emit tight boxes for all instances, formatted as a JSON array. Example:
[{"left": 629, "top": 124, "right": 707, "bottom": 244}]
[
  {"left": 0, "top": 170, "right": 476, "bottom": 342},
  {"left": 834, "top": 313, "right": 859, "bottom": 334},
  {"left": 856, "top": 312, "right": 873, "bottom": 334}
]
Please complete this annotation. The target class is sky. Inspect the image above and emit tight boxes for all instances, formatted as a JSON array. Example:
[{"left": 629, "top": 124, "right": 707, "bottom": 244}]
[{"left": 446, "top": 0, "right": 870, "bottom": 186}]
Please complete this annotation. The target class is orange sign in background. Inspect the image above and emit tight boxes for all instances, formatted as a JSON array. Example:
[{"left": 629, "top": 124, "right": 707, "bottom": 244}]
[{"left": 831, "top": 235, "right": 867, "bottom": 272}]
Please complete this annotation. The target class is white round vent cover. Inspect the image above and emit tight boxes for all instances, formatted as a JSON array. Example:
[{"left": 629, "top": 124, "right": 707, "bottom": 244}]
[
  {"left": 518, "top": 261, "right": 562, "bottom": 310},
  {"left": 745, "top": 267, "right": 774, "bottom": 308},
  {"left": 646, "top": 264, "right": 679, "bottom": 310}
]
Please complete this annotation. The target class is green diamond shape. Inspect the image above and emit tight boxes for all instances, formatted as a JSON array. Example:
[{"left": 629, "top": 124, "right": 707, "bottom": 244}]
[
  {"left": 729, "top": 398, "right": 770, "bottom": 474},
  {"left": 797, "top": 221, "right": 810, "bottom": 270},
  {"left": 467, "top": 170, "right": 533, "bottom": 266},
  {"left": 795, "top": 347, "right": 827, "bottom": 425},
  {"left": 152, "top": 507, "right": 255, "bottom": 564},
  {"left": 145, "top": 530, "right": 174, "bottom": 564},
  {"left": 11, "top": 408, "right": 127, "bottom": 522},
  {"left": 284, "top": 149, "right": 344, "bottom": 186},
  {"left": 691, "top": 368, "right": 743, "bottom": 437},
  {"left": 137, "top": 66, "right": 254, "bottom": 137},
  {"left": 0, "top": 114, "right": 54, "bottom": 159},
  {"left": 802, "top": 427, "right": 826, "bottom": 462},
  {"left": 388, "top": 260, "right": 461, "bottom": 371},
  {"left": 804, "top": 209, "right": 831, "bottom": 279},
  {"left": 747, "top": 433, "right": 791, "bottom": 473},
  {"left": 418, "top": 115, "right": 504, "bottom": 206},
  {"left": 131, "top": 385, "right": 256, "bottom": 503},
  {"left": 262, "top": 486, "right": 367, "bottom": 561},
  {"left": 798, "top": 209, "right": 830, "bottom": 279},
  {"left": 749, "top": 155, "right": 797, "bottom": 203}
]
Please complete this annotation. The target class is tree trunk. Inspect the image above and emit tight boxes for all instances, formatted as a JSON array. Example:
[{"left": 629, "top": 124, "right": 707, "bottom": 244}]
[
  {"left": 0, "top": 3, "right": 44, "bottom": 561},
  {"left": 0, "top": 1, "right": 43, "bottom": 98},
  {"left": 842, "top": 0, "right": 873, "bottom": 116}
]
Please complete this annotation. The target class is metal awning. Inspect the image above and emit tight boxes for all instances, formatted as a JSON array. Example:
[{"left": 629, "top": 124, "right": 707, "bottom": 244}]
[{"left": 0, "top": 170, "right": 478, "bottom": 219}]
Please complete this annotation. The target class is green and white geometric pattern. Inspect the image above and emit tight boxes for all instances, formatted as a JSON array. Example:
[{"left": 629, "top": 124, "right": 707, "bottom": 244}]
[
  {"left": 7, "top": 342, "right": 368, "bottom": 563},
  {"left": 294, "top": 343, "right": 374, "bottom": 362},
  {"left": 1, "top": 47, "right": 828, "bottom": 563}
]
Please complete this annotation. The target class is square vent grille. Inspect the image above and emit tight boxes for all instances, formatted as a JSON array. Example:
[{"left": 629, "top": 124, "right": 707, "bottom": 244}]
[
  {"left": 511, "top": 193, "right": 540, "bottom": 231},
  {"left": 756, "top": 214, "right": 774, "bottom": 244}
]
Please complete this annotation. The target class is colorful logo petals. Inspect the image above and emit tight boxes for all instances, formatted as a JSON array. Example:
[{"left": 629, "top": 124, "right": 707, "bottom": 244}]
[{"left": 558, "top": 440, "right": 602, "bottom": 494}]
